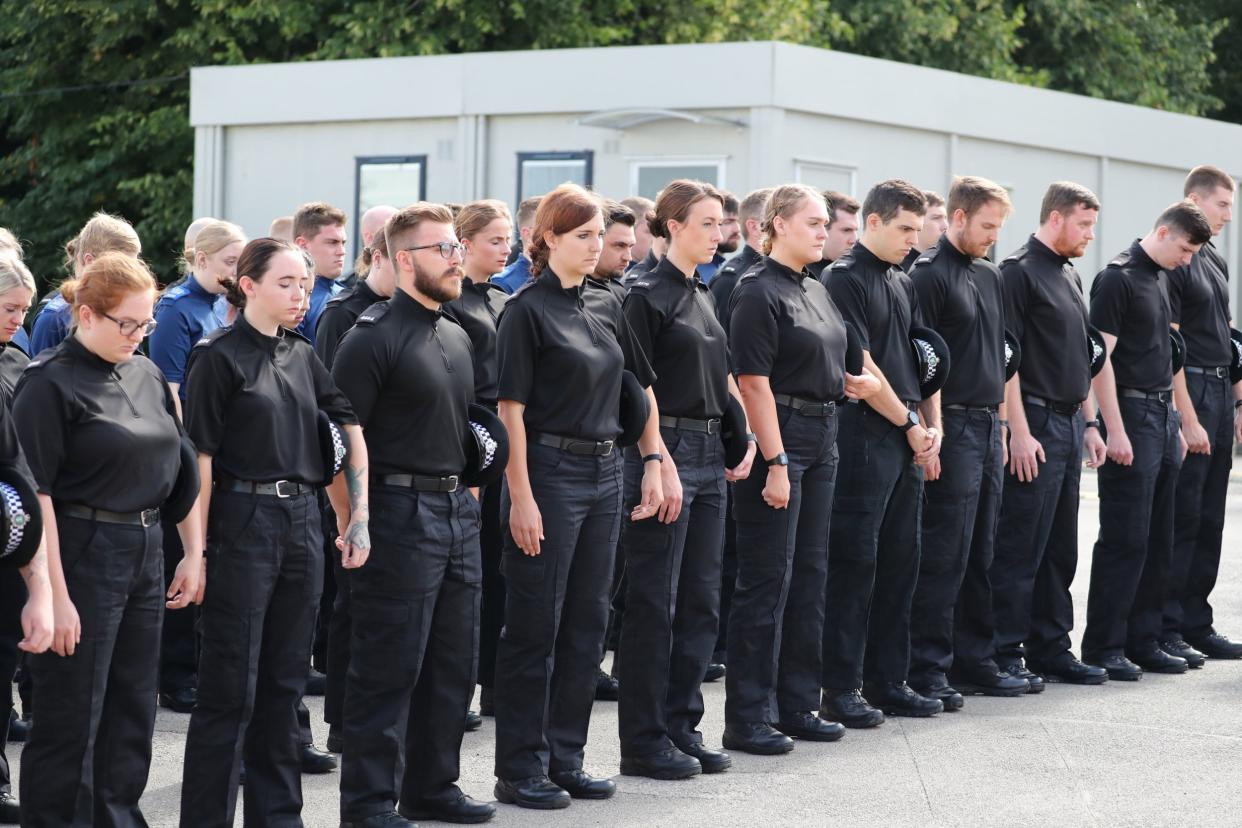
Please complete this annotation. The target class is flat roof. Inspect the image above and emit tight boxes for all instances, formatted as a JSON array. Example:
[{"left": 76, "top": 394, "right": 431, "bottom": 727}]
[{"left": 190, "top": 41, "right": 1242, "bottom": 171}]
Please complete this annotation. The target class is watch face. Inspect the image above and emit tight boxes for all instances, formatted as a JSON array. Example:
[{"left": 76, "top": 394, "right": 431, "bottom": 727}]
[{"left": 910, "top": 411, "right": 920, "bottom": 426}]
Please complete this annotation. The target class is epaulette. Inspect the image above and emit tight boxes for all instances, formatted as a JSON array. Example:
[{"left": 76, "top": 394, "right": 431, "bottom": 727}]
[
  {"left": 324, "top": 290, "right": 353, "bottom": 310},
  {"left": 282, "top": 327, "right": 311, "bottom": 345},
  {"left": 627, "top": 278, "right": 654, "bottom": 293},
  {"left": 191, "top": 325, "right": 234, "bottom": 351},
  {"left": 355, "top": 301, "right": 391, "bottom": 326}
]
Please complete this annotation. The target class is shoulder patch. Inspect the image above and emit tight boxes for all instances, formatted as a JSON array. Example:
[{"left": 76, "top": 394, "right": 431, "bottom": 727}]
[
  {"left": 191, "top": 325, "right": 233, "bottom": 350},
  {"left": 355, "top": 300, "right": 391, "bottom": 326}
]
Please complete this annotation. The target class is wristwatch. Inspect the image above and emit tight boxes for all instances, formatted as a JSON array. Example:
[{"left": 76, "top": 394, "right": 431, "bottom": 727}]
[
  {"left": 642, "top": 453, "right": 663, "bottom": 464},
  {"left": 899, "top": 410, "right": 920, "bottom": 432},
  {"left": 1085, "top": 418, "right": 1102, "bottom": 430},
  {"left": 766, "top": 452, "right": 789, "bottom": 467}
]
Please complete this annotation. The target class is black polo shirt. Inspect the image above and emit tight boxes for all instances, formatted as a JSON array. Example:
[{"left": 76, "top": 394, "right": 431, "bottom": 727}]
[
  {"left": 184, "top": 313, "right": 357, "bottom": 485},
  {"left": 1000, "top": 235, "right": 1091, "bottom": 404},
  {"left": 729, "top": 255, "right": 848, "bottom": 401},
  {"left": 824, "top": 241, "right": 922, "bottom": 404},
  {"left": 498, "top": 269, "right": 656, "bottom": 442},
  {"left": 1089, "top": 240, "right": 1174, "bottom": 393},
  {"left": 588, "top": 275, "right": 628, "bottom": 305},
  {"left": 1167, "top": 240, "right": 1232, "bottom": 367},
  {"left": 621, "top": 250, "right": 662, "bottom": 289},
  {"left": 332, "top": 288, "right": 475, "bottom": 477},
  {"left": 13, "top": 335, "right": 184, "bottom": 511},
  {"left": 900, "top": 247, "right": 921, "bottom": 274},
  {"left": 910, "top": 236, "right": 1006, "bottom": 406},
  {"left": 623, "top": 257, "right": 730, "bottom": 420},
  {"left": 443, "top": 277, "right": 509, "bottom": 403},
  {"left": 710, "top": 245, "right": 762, "bottom": 334},
  {"left": 806, "top": 258, "right": 832, "bottom": 281},
  {"left": 314, "top": 280, "right": 385, "bottom": 371}
]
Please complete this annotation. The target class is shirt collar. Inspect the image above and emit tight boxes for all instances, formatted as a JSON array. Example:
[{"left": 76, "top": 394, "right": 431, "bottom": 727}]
[
  {"left": 390, "top": 285, "right": 443, "bottom": 321},
  {"left": 851, "top": 240, "right": 891, "bottom": 273},
  {"left": 1129, "top": 239, "right": 1161, "bottom": 275},
  {"left": 938, "top": 233, "right": 974, "bottom": 265},
  {"left": 235, "top": 311, "right": 285, "bottom": 353},
  {"left": 653, "top": 256, "right": 699, "bottom": 286},
  {"left": 186, "top": 274, "right": 217, "bottom": 299},
  {"left": 537, "top": 268, "right": 587, "bottom": 301},
  {"left": 764, "top": 255, "right": 810, "bottom": 285},
  {"left": 1026, "top": 235, "right": 1069, "bottom": 267},
  {"left": 63, "top": 332, "right": 118, "bottom": 371}
]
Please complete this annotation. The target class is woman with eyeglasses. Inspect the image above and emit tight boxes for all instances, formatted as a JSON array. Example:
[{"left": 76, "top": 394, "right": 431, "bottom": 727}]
[
  {"left": 179, "top": 238, "right": 365, "bottom": 828},
  {"left": 13, "top": 253, "right": 206, "bottom": 827}
]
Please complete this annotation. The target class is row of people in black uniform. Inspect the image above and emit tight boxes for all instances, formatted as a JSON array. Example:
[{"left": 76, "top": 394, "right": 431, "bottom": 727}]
[{"left": 2, "top": 164, "right": 1239, "bottom": 827}]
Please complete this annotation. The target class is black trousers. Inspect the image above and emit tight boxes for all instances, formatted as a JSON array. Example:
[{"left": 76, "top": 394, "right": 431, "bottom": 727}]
[
  {"left": 181, "top": 488, "right": 323, "bottom": 828},
  {"left": 618, "top": 428, "right": 726, "bottom": 757},
  {"left": 1083, "top": 397, "right": 1182, "bottom": 658},
  {"left": 20, "top": 516, "right": 163, "bottom": 828},
  {"left": 726, "top": 404, "right": 838, "bottom": 723},
  {"left": 477, "top": 480, "right": 505, "bottom": 691},
  {"left": 0, "top": 566, "right": 24, "bottom": 796},
  {"left": 992, "top": 404, "right": 1085, "bottom": 665},
  {"left": 340, "top": 485, "right": 481, "bottom": 820},
  {"left": 715, "top": 486, "right": 737, "bottom": 662},
  {"left": 158, "top": 515, "right": 198, "bottom": 694},
  {"left": 1167, "top": 372, "right": 1234, "bottom": 639},
  {"left": 493, "top": 443, "right": 623, "bottom": 780},
  {"left": 909, "top": 409, "right": 1003, "bottom": 687},
  {"left": 822, "top": 403, "right": 923, "bottom": 690}
]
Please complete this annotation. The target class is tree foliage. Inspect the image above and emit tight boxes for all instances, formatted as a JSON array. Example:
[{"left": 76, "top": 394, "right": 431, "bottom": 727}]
[{"left": 0, "top": 0, "right": 1234, "bottom": 289}]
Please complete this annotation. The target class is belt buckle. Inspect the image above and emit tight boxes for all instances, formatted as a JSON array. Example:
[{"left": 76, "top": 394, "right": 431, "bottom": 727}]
[
  {"left": 140, "top": 508, "right": 160, "bottom": 528},
  {"left": 1216, "top": 367, "right": 1228, "bottom": 378},
  {"left": 601, "top": 440, "right": 615, "bottom": 457},
  {"left": 274, "top": 480, "right": 296, "bottom": 498},
  {"left": 445, "top": 475, "right": 460, "bottom": 493},
  {"left": 706, "top": 419, "right": 721, "bottom": 435}
]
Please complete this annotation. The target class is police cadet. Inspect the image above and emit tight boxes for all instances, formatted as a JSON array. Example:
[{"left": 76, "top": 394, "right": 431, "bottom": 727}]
[
  {"left": 900, "top": 191, "right": 949, "bottom": 273},
  {"left": 618, "top": 180, "right": 755, "bottom": 780},
  {"left": 292, "top": 201, "right": 349, "bottom": 344},
  {"left": 180, "top": 238, "right": 365, "bottom": 827},
  {"left": 821, "top": 180, "right": 946, "bottom": 727},
  {"left": 444, "top": 199, "right": 512, "bottom": 726},
  {"left": 696, "top": 191, "right": 739, "bottom": 282},
  {"left": 992, "top": 183, "right": 1111, "bottom": 686},
  {"left": 30, "top": 212, "right": 142, "bottom": 354},
  {"left": 805, "top": 191, "right": 860, "bottom": 280},
  {"left": 493, "top": 183, "right": 664, "bottom": 810},
  {"left": 591, "top": 199, "right": 637, "bottom": 303},
  {"left": 333, "top": 203, "right": 495, "bottom": 827},
  {"left": 13, "top": 253, "right": 205, "bottom": 827},
  {"left": 148, "top": 220, "right": 242, "bottom": 715},
  {"left": 313, "top": 213, "right": 398, "bottom": 755},
  {"left": 1083, "top": 202, "right": 1211, "bottom": 680},
  {"left": 907, "top": 176, "right": 1029, "bottom": 701},
  {"left": 725, "top": 184, "right": 881, "bottom": 755},
  {"left": 1165, "top": 166, "right": 1242, "bottom": 661}
]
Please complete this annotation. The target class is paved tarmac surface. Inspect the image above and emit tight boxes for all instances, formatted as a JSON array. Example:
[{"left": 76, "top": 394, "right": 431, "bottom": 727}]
[{"left": 8, "top": 469, "right": 1242, "bottom": 827}]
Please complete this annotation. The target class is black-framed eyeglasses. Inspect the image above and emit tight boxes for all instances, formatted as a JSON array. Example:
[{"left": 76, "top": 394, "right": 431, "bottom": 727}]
[
  {"left": 101, "top": 312, "right": 157, "bottom": 337},
  {"left": 403, "top": 242, "right": 466, "bottom": 260}
]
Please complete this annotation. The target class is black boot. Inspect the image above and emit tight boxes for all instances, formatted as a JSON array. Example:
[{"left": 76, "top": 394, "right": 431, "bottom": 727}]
[
  {"left": 820, "top": 689, "right": 884, "bottom": 729},
  {"left": 863, "top": 682, "right": 942, "bottom": 718}
]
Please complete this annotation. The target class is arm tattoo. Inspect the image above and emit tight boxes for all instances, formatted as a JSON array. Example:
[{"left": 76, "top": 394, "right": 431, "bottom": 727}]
[{"left": 345, "top": 462, "right": 368, "bottom": 516}]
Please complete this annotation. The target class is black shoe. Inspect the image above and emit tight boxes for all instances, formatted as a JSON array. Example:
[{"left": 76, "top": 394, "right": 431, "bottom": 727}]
[
  {"left": 721, "top": 721, "right": 795, "bottom": 755},
  {"left": 951, "top": 668, "right": 1030, "bottom": 697},
  {"left": 326, "top": 724, "right": 344, "bottom": 754},
  {"left": 549, "top": 769, "right": 616, "bottom": 800},
  {"left": 158, "top": 685, "right": 198, "bottom": 713},
  {"left": 1160, "top": 637, "right": 1206, "bottom": 669},
  {"left": 620, "top": 747, "right": 701, "bottom": 780},
  {"left": 6, "top": 711, "right": 28, "bottom": 743},
  {"left": 301, "top": 743, "right": 338, "bottom": 774},
  {"left": 400, "top": 791, "right": 496, "bottom": 824},
  {"left": 703, "top": 662, "right": 726, "bottom": 682},
  {"left": 494, "top": 776, "right": 571, "bottom": 810},
  {"left": 340, "top": 810, "right": 415, "bottom": 827},
  {"left": 306, "top": 668, "right": 327, "bottom": 696},
  {"left": 676, "top": 741, "right": 732, "bottom": 773},
  {"left": 774, "top": 710, "right": 846, "bottom": 742},
  {"left": 465, "top": 709, "right": 482, "bottom": 732},
  {"left": 595, "top": 669, "right": 619, "bottom": 701},
  {"left": 821, "top": 689, "right": 884, "bottom": 729},
  {"left": 1029, "top": 652, "right": 1108, "bottom": 685},
  {"left": 1187, "top": 630, "right": 1242, "bottom": 660},
  {"left": 480, "top": 685, "right": 495, "bottom": 716},
  {"left": 997, "top": 660, "right": 1046, "bottom": 693},
  {"left": 0, "top": 792, "right": 18, "bottom": 824},
  {"left": 864, "top": 682, "right": 943, "bottom": 718},
  {"left": 1126, "top": 645, "right": 1188, "bottom": 674},
  {"left": 1085, "top": 653, "right": 1143, "bottom": 681},
  {"left": 912, "top": 679, "right": 965, "bottom": 712}
]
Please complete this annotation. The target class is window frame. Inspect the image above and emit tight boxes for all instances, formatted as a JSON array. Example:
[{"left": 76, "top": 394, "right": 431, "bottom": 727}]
[
  {"left": 628, "top": 156, "right": 727, "bottom": 199},
  {"left": 353, "top": 154, "right": 428, "bottom": 260},
  {"left": 515, "top": 151, "right": 595, "bottom": 206}
]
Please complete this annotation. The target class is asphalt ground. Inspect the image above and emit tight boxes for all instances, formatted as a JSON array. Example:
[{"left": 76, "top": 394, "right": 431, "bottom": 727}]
[{"left": 8, "top": 468, "right": 1242, "bottom": 827}]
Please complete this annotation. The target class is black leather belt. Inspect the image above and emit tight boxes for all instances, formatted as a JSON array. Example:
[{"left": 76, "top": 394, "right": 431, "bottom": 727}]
[
  {"left": 219, "top": 478, "right": 310, "bottom": 498},
  {"left": 532, "top": 432, "right": 615, "bottom": 456},
  {"left": 1118, "top": 387, "right": 1172, "bottom": 403},
  {"left": 658, "top": 415, "right": 721, "bottom": 434},
  {"left": 59, "top": 503, "right": 160, "bottom": 528},
  {"left": 773, "top": 394, "right": 837, "bottom": 417},
  {"left": 944, "top": 403, "right": 999, "bottom": 413},
  {"left": 1185, "top": 366, "right": 1229, "bottom": 379},
  {"left": 1023, "top": 395, "right": 1081, "bottom": 416},
  {"left": 375, "top": 473, "right": 460, "bottom": 493}
]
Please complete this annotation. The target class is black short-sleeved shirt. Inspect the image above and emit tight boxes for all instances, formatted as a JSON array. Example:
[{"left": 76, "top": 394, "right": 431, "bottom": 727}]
[
  {"left": 824, "top": 241, "right": 923, "bottom": 404},
  {"left": 333, "top": 289, "right": 476, "bottom": 477},
  {"left": 900, "top": 247, "right": 922, "bottom": 274},
  {"left": 314, "top": 280, "right": 385, "bottom": 371},
  {"left": 910, "top": 236, "right": 1006, "bottom": 406},
  {"left": 13, "top": 335, "right": 184, "bottom": 511},
  {"left": 443, "top": 277, "right": 509, "bottom": 403},
  {"left": 184, "top": 313, "right": 357, "bottom": 484},
  {"left": 588, "top": 275, "right": 628, "bottom": 306},
  {"left": 1167, "top": 240, "right": 1232, "bottom": 367},
  {"left": 497, "top": 270, "right": 656, "bottom": 442},
  {"left": 710, "top": 245, "right": 762, "bottom": 334},
  {"left": 1089, "top": 240, "right": 1174, "bottom": 392},
  {"left": 1000, "top": 235, "right": 1091, "bottom": 404},
  {"left": 623, "top": 257, "right": 730, "bottom": 420},
  {"left": 728, "top": 255, "right": 848, "bottom": 401},
  {"left": 0, "top": 343, "right": 33, "bottom": 481}
]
